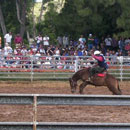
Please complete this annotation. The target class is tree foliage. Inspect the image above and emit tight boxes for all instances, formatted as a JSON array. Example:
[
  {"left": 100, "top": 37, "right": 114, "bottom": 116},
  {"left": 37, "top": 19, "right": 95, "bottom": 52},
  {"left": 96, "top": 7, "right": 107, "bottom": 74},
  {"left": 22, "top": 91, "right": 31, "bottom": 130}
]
[{"left": 0, "top": 0, "right": 130, "bottom": 45}]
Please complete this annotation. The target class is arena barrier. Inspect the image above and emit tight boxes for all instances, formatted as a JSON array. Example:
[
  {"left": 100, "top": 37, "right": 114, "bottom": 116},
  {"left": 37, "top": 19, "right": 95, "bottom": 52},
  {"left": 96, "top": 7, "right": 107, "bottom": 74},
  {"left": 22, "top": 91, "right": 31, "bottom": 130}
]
[
  {"left": 0, "top": 94, "right": 130, "bottom": 130},
  {"left": 0, "top": 56, "right": 130, "bottom": 81}
]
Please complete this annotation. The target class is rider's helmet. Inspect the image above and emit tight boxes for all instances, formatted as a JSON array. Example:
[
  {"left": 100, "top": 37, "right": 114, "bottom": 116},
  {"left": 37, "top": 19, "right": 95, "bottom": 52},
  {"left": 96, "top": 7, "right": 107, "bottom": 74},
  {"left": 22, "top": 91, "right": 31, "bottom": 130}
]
[{"left": 94, "top": 50, "right": 101, "bottom": 55}]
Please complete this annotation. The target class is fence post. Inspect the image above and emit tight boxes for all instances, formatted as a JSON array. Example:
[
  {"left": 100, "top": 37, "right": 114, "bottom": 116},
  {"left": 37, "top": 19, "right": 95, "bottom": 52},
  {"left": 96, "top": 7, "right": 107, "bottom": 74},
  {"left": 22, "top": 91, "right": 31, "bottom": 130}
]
[
  {"left": 31, "top": 56, "right": 34, "bottom": 82},
  {"left": 74, "top": 56, "right": 78, "bottom": 72},
  {"left": 120, "top": 56, "right": 123, "bottom": 82},
  {"left": 33, "top": 95, "right": 37, "bottom": 130}
]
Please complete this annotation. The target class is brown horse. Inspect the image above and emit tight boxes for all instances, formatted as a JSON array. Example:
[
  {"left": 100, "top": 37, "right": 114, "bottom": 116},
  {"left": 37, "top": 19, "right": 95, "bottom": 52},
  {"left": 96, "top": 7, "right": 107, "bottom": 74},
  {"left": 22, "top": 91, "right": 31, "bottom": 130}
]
[{"left": 69, "top": 68, "right": 122, "bottom": 95}]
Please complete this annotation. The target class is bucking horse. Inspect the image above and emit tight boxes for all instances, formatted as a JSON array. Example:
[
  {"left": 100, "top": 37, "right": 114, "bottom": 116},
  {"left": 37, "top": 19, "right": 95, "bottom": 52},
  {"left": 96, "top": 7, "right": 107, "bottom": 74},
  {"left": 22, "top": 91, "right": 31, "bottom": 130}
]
[{"left": 69, "top": 67, "right": 122, "bottom": 95}]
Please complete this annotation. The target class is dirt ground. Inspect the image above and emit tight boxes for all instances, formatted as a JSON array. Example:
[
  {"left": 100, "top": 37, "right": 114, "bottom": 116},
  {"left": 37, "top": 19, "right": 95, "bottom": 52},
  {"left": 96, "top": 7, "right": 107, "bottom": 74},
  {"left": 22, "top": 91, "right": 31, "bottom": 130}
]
[{"left": 0, "top": 81, "right": 130, "bottom": 123}]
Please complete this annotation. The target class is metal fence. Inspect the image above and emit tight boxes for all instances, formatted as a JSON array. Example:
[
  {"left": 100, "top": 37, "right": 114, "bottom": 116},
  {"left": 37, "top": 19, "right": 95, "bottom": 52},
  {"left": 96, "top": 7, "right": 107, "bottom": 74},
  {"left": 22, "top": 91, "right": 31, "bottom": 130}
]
[
  {"left": 0, "top": 94, "right": 130, "bottom": 130},
  {"left": 0, "top": 55, "right": 130, "bottom": 81}
]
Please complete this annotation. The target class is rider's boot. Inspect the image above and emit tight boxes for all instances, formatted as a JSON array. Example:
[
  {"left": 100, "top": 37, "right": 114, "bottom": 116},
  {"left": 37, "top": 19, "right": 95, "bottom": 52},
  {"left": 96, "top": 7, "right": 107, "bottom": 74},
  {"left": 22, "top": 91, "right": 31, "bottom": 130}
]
[{"left": 88, "top": 76, "right": 91, "bottom": 81}]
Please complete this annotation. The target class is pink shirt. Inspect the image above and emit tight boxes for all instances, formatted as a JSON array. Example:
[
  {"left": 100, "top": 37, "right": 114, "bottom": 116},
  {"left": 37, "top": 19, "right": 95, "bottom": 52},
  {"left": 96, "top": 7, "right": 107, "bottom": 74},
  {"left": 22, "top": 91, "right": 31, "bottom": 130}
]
[{"left": 14, "top": 36, "right": 22, "bottom": 44}]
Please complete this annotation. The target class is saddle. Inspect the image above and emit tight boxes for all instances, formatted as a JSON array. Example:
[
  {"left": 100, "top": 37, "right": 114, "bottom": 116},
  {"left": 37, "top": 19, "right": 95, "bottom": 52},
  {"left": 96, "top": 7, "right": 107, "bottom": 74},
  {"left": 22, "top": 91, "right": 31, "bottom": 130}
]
[
  {"left": 88, "top": 67, "right": 107, "bottom": 78},
  {"left": 97, "top": 73, "right": 106, "bottom": 77}
]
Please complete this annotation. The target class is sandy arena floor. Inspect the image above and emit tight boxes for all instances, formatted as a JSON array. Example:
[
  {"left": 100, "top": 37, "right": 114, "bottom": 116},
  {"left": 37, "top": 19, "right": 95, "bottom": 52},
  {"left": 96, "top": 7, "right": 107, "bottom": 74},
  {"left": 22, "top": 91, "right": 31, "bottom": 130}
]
[{"left": 0, "top": 81, "right": 130, "bottom": 123}]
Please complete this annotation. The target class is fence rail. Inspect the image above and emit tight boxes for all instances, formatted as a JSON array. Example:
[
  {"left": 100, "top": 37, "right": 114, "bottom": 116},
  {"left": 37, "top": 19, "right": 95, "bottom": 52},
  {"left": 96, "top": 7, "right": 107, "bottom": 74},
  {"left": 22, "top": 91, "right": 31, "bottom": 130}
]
[
  {"left": 0, "top": 56, "right": 130, "bottom": 81},
  {"left": 1, "top": 122, "right": 130, "bottom": 130},
  {"left": 0, "top": 94, "right": 130, "bottom": 130}
]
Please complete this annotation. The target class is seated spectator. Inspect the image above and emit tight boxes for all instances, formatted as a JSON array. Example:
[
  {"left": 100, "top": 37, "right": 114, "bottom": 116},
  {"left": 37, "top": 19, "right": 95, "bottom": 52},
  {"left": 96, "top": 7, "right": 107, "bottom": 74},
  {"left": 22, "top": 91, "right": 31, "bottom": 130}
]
[
  {"left": 39, "top": 45, "right": 46, "bottom": 54},
  {"left": 4, "top": 43, "right": 13, "bottom": 57},
  {"left": 77, "top": 48, "right": 83, "bottom": 56},
  {"left": 125, "top": 43, "right": 130, "bottom": 51},
  {"left": 21, "top": 46, "right": 28, "bottom": 56}
]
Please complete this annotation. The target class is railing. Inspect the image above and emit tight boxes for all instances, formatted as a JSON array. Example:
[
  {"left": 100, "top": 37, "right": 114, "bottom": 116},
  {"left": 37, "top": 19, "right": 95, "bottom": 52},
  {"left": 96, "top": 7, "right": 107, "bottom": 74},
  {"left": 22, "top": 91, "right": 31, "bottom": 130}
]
[
  {"left": 0, "top": 55, "right": 130, "bottom": 81},
  {"left": 0, "top": 94, "right": 130, "bottom": 130}
]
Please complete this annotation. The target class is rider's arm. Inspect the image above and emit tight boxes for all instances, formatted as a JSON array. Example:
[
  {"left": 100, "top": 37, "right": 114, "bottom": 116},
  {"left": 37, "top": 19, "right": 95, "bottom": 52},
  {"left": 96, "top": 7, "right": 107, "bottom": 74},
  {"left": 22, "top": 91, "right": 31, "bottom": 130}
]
[{"left": 92, "top": 55, "right": 103, "bottom": 62}]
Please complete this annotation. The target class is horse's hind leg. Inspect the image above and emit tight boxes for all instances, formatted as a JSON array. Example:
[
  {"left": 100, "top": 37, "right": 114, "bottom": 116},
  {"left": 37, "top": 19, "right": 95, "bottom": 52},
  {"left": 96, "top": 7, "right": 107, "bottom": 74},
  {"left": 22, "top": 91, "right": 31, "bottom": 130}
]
[
  {"left": 107, "top": 85, "right": 121, "bottom": 95},
  {"left": 79, "top": 81, "right": 88, "bottom": 94}
]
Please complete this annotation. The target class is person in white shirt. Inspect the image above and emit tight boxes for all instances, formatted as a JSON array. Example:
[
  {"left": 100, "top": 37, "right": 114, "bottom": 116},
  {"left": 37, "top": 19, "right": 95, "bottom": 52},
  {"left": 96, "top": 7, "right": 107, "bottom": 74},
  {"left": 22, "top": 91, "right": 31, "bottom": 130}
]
[
  {"left": 35, "top": 34, "right": 42, "bottom": 49},
  {"left": 104, "top": 35, "right": 112, "bottom": 50},
  {"left": 4, "top": 32, "right": 12, "bottom": 46},
  {"left": 4, "top": 43, "right": 13, "bottom": 56},
  {"left": 43, "top": 35, "right": 49, "bottom": 46}
]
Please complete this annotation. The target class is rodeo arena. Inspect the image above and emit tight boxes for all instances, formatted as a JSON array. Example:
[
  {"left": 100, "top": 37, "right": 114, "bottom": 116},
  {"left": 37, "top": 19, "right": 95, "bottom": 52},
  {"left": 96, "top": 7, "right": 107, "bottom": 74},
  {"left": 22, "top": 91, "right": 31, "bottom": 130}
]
[{"left": 0, "top": 34, "right": 130, "bottom": 130}]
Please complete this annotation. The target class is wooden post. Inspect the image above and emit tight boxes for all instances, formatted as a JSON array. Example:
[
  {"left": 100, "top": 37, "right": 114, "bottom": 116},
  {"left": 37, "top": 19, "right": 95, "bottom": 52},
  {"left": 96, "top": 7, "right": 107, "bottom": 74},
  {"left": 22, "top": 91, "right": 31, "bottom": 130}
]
[{"left": 33, "top": 95, "right": 37, "bottom": 130}]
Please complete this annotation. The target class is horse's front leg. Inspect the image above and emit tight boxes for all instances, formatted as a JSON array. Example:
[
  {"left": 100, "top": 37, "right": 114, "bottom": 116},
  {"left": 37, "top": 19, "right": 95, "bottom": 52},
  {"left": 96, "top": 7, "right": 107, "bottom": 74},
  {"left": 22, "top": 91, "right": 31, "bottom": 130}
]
[{"left": 79, "top": 81, "right": 88, "bottom": 94}]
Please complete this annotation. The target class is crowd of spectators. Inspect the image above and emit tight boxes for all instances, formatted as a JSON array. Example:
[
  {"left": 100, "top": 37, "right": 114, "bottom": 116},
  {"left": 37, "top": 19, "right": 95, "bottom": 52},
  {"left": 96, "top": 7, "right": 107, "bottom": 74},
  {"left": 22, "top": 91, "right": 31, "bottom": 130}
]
[{"left": 0, "top": 32, "right": 130, "bottom": 70}]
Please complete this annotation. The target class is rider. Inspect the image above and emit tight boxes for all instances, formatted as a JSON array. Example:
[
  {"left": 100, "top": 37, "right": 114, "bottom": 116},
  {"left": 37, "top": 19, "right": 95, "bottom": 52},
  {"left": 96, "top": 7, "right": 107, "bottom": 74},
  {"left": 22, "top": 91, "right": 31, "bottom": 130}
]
[{"left": 89, "top": 50, "right": 109, "bottom": 78}]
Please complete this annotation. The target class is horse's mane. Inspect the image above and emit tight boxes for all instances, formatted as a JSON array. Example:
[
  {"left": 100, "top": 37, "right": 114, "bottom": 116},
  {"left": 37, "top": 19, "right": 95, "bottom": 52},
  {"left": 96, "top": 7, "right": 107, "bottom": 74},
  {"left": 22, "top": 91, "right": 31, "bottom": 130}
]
[{"left": 72, "top": 67, "right": 90, "bottom": 80}]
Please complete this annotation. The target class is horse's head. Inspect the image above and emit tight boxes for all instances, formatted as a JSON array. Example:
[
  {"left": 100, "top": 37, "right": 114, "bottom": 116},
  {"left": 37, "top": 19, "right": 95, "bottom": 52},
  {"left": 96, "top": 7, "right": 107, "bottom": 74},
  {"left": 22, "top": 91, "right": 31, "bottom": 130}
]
[{"left": 69, "top": 77, "right": 77, "bottom": 93}]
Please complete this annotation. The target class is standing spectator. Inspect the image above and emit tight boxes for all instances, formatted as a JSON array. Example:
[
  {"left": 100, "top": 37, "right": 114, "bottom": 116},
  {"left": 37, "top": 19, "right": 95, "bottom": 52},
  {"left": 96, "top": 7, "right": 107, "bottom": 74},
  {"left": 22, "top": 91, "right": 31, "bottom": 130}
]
[
  {"left": 124, "top": 37, "right": 130, "bottom": 45},
  {"left": 118, "top": 37, "right": 125, "bottom": 53},
  {"left": 79, "top": 35, "right": 86, "bottom": 45},
  {"left": 100, "top": 43, "right": 106, "bottom": 55},
  {"left": 87, "top": 34, "right": 94, "bottom": 51},
  {"left": 35, "top": 34, "right": 42, "bottom": 49},
  {"left": 63, "top": 35, "right": 69, "bottom": 48},
  {"left": 4, "top": 32, "right": 12, "bottom": 47},
  {"left": 94, "top": 35, "right": 99, "bottom": 49},
  {"left": 14, "top": 34, "right": 23, "bottom": 48},
  {"left": 57, "top": 35, "right": 63, "bottom": 46},
  {"left": 43, "top": 35, "right": 49, "bottom": 47},
  {"left": 104, "top": 35, "right": 112, "bottom": 51},
  {"left": 112, "top": 37, "right": 118, "bottom": 52}
]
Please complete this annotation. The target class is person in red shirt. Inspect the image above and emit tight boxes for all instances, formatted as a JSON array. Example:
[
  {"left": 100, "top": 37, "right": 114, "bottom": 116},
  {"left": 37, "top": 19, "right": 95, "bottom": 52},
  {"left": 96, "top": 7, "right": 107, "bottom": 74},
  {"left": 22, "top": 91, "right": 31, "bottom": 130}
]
[
  {"left": 14, "top": 34, "right": 23, "bottom": 48},
  {"left": 89, "top": 50, "right": 109, "bottom": 79}
]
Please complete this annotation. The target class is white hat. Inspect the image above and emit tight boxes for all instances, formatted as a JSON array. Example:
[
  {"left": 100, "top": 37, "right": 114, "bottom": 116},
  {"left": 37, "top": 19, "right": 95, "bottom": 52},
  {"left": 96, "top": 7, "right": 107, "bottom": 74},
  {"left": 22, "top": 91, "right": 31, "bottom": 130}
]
[
  {"left": 89, "top": 34, "right": 92, "bottom": 37},
  {"left": 94, "top": 50, "right": 101, "bottom": 55}
]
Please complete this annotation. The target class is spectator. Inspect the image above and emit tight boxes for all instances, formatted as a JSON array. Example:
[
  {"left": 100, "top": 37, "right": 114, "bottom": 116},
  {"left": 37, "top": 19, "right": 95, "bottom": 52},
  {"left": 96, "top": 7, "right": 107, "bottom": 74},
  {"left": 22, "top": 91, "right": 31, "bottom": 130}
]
[
  {"left": 43, "top": 35, "right": 49, "bottom": 48},
  {"left": 4, "top": 43, "right": 13, "bottom": 57},
  {"left": 94, "top": 35, "right": 99, "bottom": 49},
  {"left": 46, "top": 46, "right": 54, "bottom": 56},
  {"left": 35, "top": 34, "right": 42, "bottom": 49},
  {"left": 118, "top": 37, "right": 125, "bottom": 53},
  {"left": 57, "top": 35, "right": 63, "bottom": 46},
  {"left": 53, "top": 46, "right": 60, "bottom": 60},
  {"left": 14, "top": 34, "right": 23, "bottom": 48},
  {"left": 39, "top": 45, "right": 46, "bottom": 54},
  {"left": 4, "top": 32, "right": 12, "bottom": 47},
  {"left": 21, "top": 46, "right": 28, "bottom": 56},
  {"left": 87, "top": 34, "right": 94, "bottom": 51},
  {"left": 104, "top": 35, "right": 112, "bottom": 50},
  {"left": 63, "top": 35, "right": 69, "bottom": 48},
  {"left": 78, "top": 35, "right": 86, "bottom": 45},
  {"left": 112, "top": 37, "right": 118, "bottom": 52}
]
